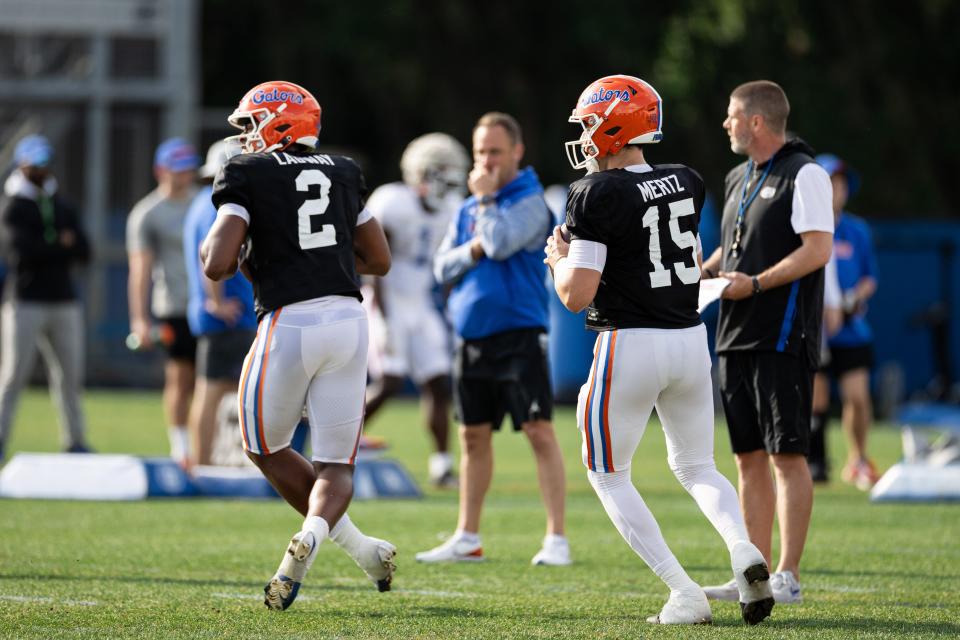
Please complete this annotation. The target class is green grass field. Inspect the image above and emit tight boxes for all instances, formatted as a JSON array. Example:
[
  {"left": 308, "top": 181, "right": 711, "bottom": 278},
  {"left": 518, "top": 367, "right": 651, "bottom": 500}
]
[{"left": 0, "top": 388, "right": 957, "bottom": 639}]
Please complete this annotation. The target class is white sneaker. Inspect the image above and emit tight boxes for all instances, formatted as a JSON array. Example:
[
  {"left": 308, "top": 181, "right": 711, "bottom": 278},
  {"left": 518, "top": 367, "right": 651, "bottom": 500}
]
[
  {"left": 770, "top": 570, "right": 802, "bottom": 604},
  {"left": 264, "top": 531, "right": 317, "bottom": 611},
  {"left": 531, "top": 534, "right": 572, "bottom": 566},
  {"left": 354, "top": 537, "right": 397, "bottom": 592},
  {"left": 415, "top": 534, "right": 484, "bottom": 563},
  {"left": 702, "top": 577, "right": 739, "bottom": 602},
  {"left": 646, "top": 589, "right": 712, "bottom": 625},
  {"left": 731, "top": 542, "right": 774, "bottom": 624}
]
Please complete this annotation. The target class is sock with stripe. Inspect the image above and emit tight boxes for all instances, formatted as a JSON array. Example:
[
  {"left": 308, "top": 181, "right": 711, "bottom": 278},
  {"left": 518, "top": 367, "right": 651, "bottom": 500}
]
[{"left": 587, "top": 469, "right": 699, "bottom": 593}]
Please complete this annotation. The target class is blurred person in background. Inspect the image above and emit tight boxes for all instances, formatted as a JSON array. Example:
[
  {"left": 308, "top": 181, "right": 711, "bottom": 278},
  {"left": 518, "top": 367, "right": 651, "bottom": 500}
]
[
  {"left": 0, "top": 134, "right": 91, "bottom": 461},
  {"left": 808, "top": 254, "right": 843, "bottom": 482},
  {"left": 183, "top": 139, "right": 256, "bottom": 468},
  {"left": 127, "top": 138, "right": 200, "bottom": 465},
  {"left": 363, "top": 132, "right": 469, "bottom": 488},
  {"left": 815, "top": 154, "right": 880, "bottom": 490},
  {"left": 416, "top": 112, "right": 569, "bottom": 566},
  {"left": 701, "top": 81, "right": 833, "bottom": 605}
]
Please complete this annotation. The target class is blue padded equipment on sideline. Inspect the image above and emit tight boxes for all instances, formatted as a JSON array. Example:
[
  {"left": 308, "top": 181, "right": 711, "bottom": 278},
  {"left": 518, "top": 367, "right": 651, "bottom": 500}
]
[{"left": 0, "top": 454, "right": 421, "bottom": 501}]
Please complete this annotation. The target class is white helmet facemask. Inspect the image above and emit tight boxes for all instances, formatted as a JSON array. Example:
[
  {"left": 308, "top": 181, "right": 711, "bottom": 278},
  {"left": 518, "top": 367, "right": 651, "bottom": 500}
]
[
  {"left": 226, "top": 103, "right": 320, "bottom": 154},
  {"left": 565, "top": 96, "right": 624, "bottom": 173},
  {"left": 565, "top": 112, "right": 603, "bottom": 173},
  {"left": 227, "top": 103, "right": 285, "bottom": 153},
  {"left": 401, "top": 133, "right": 469, "bottom": 210},
  {"left": 422, "top": 166, "right": 467, "bottom": 211}
]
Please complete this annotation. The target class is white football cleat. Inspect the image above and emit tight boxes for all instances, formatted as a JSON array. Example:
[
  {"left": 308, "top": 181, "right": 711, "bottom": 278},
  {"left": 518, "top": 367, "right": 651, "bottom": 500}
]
[
  {"left": 731, "top": 541, "right": 775, "bottom": 624},
  {"left": 430, "top": 470, "right": 459, "bottom": 489},
  {"left": 646, "top": 589, "right": 712, "bottom": 625},
  {"left": 264, "top": 531, "right": 317, "bottom": 611},
  {"left": 770, "top": 570, "right": 802, "bottom": 604},
  {"left": 354, "top": 537, "right": 397, "bottom": 592},
  {"left": 531, "top": 534, "right": 572, "bottom": 566},
  {"left": 702, "top": 577, "right": 739, "bottom": 602},
  {"left": 415, "top": 535, "right": 485, "bottom": 563}
]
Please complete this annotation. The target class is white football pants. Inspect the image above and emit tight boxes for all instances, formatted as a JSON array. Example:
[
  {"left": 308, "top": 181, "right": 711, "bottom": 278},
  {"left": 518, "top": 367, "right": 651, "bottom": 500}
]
[
  {"left": 579, "top": 324, "right": 750, "bottom": 575},
  {"left": 238, "top": 296, "right": 368, "bottom": 463}
]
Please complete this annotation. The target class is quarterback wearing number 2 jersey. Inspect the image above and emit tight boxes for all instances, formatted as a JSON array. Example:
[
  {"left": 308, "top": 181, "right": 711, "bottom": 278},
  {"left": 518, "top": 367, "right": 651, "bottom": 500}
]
[
  {"left": 202, "top": 80, "right": 396, "bottom": 614},
  {"left": 547, "top": 75, "right": 774, "bottom": 627},
  {"left": 212, "top": 150, "right": 367, "bottom": 317}
]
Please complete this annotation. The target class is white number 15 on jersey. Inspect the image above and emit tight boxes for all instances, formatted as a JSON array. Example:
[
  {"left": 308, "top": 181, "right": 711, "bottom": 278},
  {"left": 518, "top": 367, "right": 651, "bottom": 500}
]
[
  {"left": 641, "top": 197, "right": 701, "bottom": 288},
  {"left": 296, "top": 169, "right": 337, "bottom": 249}
]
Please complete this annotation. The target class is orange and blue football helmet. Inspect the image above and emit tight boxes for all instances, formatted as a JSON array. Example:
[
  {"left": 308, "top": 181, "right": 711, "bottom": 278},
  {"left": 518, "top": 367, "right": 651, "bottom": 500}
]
[
  {"left": 228, "top": 80, "right": 321, "bottom": 154},
  {"left": 566, "top": 75, "right": 663, "bottom": 172}
]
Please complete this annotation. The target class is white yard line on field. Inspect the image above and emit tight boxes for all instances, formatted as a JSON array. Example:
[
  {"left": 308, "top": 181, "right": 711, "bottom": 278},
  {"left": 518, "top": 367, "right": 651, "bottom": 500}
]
[
  {"left": 812, "top": 585, "right": 880, "bottom": 594},
  {"left": 0, "top": 594, "right": 97, "bottom": 606},
  {"left": 212, "top": 591, "right": 320, "bottom": 602},
  {"left": 212, "top": 588, "right": 475, "bottom": 600},
  {"left": 394, "top": 588, "right": 475, "bottom": 598}
]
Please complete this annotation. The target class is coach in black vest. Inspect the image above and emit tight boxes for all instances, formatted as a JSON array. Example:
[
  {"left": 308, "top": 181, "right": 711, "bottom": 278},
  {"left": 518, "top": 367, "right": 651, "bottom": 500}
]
[{"left": 701, "top": 81, "right": 834, "bottom": 605}]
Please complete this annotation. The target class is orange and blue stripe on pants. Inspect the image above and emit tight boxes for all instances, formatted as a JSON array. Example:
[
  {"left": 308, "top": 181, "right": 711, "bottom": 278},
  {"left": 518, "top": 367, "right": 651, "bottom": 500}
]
[
  {"left": 583, "top": 329, "right": 617, "bottom": 473},
  {"left": 238, "top": 309, "right": 282, "bottom": 455}
]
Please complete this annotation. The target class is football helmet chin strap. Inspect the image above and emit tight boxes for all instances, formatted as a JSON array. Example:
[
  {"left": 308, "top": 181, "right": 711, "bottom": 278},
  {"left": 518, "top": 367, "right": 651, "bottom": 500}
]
[{"left": 565, "top": 96, "right": 623, "bottom": 173}]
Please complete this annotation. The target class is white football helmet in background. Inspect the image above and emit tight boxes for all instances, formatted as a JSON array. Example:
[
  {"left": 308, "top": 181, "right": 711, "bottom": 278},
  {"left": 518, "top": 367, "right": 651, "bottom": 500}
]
[
  {"left": 199, "top": 138, "right": 242, "bottom": 180},
  {"left": 400, "top": 133, "right": 469, "bottom": 211}
]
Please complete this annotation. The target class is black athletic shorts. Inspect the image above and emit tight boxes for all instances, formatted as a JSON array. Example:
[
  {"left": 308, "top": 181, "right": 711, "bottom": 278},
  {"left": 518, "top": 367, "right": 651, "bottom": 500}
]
[
  {"left": 718, "top": 350, "right": 813, "bottom": 455},
  {"left": 157, "top": 316, "right": 197, "bottom": 363},
  {"left": 827, "top": 344, "right": 874, "bottom": 378},
  {"left": 197, "top": 328, "right": 257, "bottom": 381},
  {"left": 453, "top": 327, "right": 552, "bottom": 431}
]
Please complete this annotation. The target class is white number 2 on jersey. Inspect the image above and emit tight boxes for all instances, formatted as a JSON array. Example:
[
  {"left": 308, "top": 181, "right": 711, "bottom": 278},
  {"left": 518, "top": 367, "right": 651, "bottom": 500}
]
[
  {"left": 296, "top": 169, "right": 336, "bottom": 249},
  {"left": 641, "top": 197, "right": 701, "bottom": 288}
]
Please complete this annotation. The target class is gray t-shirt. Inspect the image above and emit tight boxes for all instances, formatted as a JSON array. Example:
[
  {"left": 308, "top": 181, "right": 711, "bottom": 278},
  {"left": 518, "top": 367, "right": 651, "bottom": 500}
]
[{"left": 126, "top": 187, "right": 197, "bottom": 317}]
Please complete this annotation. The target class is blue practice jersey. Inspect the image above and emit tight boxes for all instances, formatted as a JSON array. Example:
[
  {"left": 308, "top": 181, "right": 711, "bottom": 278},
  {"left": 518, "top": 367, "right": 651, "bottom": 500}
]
[
  {"left": 830, "top": 212, "right": 878, "bottom": 347},
  {"left": 184, "top": 185, "right": 257, "bottom": 336}
]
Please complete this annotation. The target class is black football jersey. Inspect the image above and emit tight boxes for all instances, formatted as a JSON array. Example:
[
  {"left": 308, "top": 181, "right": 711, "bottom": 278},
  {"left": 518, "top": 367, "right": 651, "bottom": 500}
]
[
  {"left": 211, "top": 150, "right": 367, "bottom": 317},
  {"left": 565, "top": 164, "right": 706, "bottom": 331}
]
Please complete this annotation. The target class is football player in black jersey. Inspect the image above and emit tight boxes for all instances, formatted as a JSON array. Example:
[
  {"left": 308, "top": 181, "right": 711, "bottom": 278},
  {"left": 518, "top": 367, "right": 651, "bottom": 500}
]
[
  {"left": 201, "top": 81, "right": 396, "bottom": 611},
  {"left": 544, "top": 75, "right": 774, "bottom": 625}
]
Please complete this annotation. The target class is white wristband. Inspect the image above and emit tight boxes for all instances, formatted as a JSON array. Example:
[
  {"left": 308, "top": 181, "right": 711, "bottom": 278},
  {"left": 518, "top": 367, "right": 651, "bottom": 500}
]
[
  {"left": 217, "top": 202, "right": 250, "bottom": 224},
  {"left": 566, "top": 238, "right": 607, "bottom": 272}
]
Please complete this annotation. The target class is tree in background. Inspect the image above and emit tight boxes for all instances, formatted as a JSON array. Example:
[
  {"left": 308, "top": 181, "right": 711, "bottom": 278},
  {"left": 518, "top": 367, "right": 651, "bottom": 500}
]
[{"left": 202, "top": 0, "right": 959, "bottom": 217}]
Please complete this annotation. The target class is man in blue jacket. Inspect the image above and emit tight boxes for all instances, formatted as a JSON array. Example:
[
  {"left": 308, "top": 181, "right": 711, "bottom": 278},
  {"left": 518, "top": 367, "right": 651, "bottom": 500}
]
[{"left": 416, "top": 112, "right": 570, "bottom": 566}]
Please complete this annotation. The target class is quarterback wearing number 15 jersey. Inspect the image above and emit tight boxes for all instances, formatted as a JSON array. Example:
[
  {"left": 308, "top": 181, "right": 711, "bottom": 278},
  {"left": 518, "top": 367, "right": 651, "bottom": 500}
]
[
  {"left": 556, "top": 74, "right": 773, "bottom": 626},
  {"left": 211, "top": 150, "right": 367, "bottom": 318},
  {"left": 565, "top": 163, "right": 706, "bottom": 331}
]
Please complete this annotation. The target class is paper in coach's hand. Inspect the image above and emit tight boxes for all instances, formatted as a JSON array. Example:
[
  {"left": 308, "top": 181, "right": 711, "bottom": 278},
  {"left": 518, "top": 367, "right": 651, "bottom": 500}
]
[{"left": 698, "top": 277, "right": 731, "bottom": 313}]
